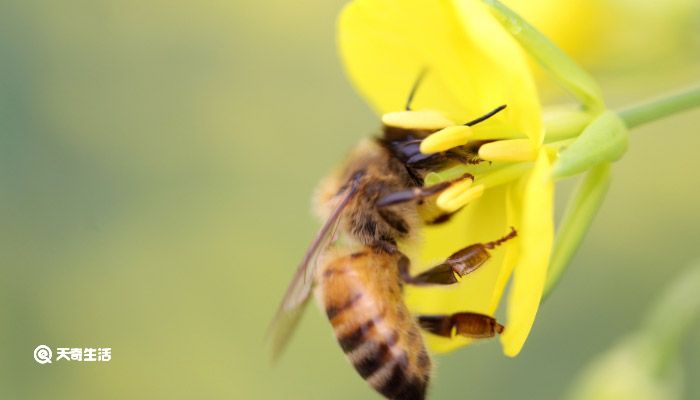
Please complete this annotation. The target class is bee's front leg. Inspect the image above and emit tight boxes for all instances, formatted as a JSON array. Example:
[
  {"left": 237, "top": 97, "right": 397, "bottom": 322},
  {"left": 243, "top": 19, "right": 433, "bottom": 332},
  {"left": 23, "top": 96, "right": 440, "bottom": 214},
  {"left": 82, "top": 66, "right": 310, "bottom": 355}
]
[
  {"left": 398, "top": 228, "right": 517, "bottom": 286},
  {"left": 376, "top": 174, "right": 473, "bottom": 208},
  {"left": 417, "top": 312, "right": 504, "bottom": 338},
  {"left": 376, "top": 175, "right": 472, "bottom": 227}
]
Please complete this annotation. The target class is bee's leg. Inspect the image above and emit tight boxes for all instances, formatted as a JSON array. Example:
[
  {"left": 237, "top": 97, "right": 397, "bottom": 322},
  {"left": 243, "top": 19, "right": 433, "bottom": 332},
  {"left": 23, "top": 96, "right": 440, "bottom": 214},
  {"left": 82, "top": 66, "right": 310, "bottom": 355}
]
[
  {"left": 398, "top": 228, "right": 517, "bottom": 285},
  {"left": 376, "top": 174, "right": 473, "bottom": 208},
  {"left": 423, "top": 209, "right": 461, "bottom": 225},
  {"left": 418, "top": 312, "right": 504, "bottom": 338},
  {"left": 398, "top": 255, "right": 459, "bottom": 285}
]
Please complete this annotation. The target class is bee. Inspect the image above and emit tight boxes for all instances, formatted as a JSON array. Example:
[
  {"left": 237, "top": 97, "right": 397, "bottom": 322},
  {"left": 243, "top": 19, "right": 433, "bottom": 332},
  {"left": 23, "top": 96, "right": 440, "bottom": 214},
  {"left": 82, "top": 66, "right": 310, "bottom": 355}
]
[{"left": 269, "top": 73, "right": 517, "bottom": 400}]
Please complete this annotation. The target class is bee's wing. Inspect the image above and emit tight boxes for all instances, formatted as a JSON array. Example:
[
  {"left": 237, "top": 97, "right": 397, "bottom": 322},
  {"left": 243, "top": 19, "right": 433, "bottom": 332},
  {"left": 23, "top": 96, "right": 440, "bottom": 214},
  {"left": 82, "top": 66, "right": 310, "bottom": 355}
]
[{"left": 268, "top": 171, "right": 363, "bottom": 361}]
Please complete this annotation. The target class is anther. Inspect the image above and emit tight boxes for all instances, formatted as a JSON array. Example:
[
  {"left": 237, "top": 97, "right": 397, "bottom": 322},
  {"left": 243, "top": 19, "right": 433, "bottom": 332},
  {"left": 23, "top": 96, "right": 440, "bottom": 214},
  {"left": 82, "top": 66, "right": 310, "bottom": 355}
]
[
  {"left": 381, "top": 110, "right": 454, "bottom": 130},
  {"left": 478, "top": 139, "right": 537, "bottom": 162},
  {"left": 436, "top": 183, "right": 484, "bottom": 213},
  {"left": 420, "top": 126, "right": 473, "bottom": 154}
]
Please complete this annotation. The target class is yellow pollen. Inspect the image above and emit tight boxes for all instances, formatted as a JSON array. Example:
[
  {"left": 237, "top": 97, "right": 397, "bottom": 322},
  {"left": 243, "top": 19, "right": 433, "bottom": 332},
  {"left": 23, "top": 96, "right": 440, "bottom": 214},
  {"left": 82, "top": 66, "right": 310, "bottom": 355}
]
[
  {"left": 381, "top": 110, "right": 454, "bottom": 130},
  {"left": 478, "top": 139, "right": 537, "bottom": 162},
  {"left": 420, "top": 125, "right": 473, "bottom": 154},
  {"left": 436, "top": 183, "right": 484, "bottom": 213}
]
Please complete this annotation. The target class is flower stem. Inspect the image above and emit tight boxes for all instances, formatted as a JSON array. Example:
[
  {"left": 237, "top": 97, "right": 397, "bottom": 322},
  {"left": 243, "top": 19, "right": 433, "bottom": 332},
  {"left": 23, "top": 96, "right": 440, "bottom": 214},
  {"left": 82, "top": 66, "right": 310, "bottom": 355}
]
[{"left": 618, "top": 84, "right": 700, "bottom": 129}]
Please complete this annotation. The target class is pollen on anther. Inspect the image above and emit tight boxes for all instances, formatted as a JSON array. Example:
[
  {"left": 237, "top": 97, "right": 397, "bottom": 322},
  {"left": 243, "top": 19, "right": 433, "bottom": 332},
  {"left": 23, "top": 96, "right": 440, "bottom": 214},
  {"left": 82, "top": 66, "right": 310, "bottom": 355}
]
[
  {"left": 478, "top": 139, "right": 536, "bottom": 162},
  {"left": 435, "top": 178, "right": 472, "bottom": 207},
  {"left": 436, "top": 185, "right": 484, "bottom": 212},
  {"left": 420, "top": 126, "right": 473, "bottom": 154},
  {"left": 381, "top": 110, "right": 453, "bottom": 130},
  {"left": 436, "top": 182, "right": 484, "bottom": 213}
]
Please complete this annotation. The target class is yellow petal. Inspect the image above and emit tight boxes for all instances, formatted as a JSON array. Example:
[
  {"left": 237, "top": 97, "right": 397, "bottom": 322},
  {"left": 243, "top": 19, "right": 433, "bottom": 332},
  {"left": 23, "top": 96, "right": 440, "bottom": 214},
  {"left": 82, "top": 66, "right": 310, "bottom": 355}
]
[
  {"left": 500, "top": 149, "right": 554, "bottom": 357},
  {"left": 404, "top": 185, "right": 511, "bottom": 353},
  {"left": 451, "top": 0, "right": 543, "bottom": 144},
  {"left": 501, "top": 0, "right": 610, "bottom": 67},
  {"left": 487, "top": 180, "right": 523, "bottom": 313},
  {"left": 338, "top": 0, "right": 542, "bottom": 142}
]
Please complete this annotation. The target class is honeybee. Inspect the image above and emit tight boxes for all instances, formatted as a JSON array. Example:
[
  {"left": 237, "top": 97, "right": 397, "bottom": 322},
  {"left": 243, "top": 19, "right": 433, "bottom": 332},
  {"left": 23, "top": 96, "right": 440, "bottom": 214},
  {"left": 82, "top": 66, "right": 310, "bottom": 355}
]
[{"left": 270, "top": 74, "right": 517, "bottom": 400}]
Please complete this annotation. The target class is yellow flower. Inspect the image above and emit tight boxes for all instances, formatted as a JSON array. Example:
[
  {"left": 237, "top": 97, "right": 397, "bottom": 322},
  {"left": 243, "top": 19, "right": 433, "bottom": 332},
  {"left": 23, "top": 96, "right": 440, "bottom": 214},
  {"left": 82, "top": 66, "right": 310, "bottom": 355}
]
[
  {"left": 339, "top": 0, "right": 554, "bottom": 356},
  {"left": 338, "top": 0, "right": 542, "bottom": 144}
]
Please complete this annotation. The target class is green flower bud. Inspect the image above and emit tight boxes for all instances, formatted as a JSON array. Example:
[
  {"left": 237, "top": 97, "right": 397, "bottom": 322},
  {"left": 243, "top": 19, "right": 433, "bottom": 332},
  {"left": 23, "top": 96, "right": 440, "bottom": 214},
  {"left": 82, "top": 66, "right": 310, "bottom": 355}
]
[{"left": 552, "top": 111, "right": 628, "bottom": 179}]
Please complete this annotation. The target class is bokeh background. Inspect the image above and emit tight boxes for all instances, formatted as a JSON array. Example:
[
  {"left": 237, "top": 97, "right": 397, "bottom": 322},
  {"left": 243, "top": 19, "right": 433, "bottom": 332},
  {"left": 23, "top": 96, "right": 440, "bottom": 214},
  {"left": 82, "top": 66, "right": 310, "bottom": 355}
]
[{"left": 1, "top": 0, "right": 699, "bottom": 399}]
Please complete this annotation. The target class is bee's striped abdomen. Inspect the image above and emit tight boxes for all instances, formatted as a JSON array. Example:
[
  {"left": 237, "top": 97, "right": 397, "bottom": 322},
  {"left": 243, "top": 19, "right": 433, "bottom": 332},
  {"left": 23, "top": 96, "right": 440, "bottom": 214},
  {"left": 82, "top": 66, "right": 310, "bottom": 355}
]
[{"left": 316, "top": 249, "right": 431, "bottom": 400}]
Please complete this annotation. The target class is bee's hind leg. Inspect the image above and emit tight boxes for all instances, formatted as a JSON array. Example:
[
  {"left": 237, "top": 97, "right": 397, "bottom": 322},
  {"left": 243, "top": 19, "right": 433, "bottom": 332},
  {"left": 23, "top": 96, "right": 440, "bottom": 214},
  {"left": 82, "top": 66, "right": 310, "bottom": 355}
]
[
  {"left": 398, "top": 228, "right": 517, "bottom": 286},
  {"left": 417, "top": 312, "right": 504, "bottom": 338}
]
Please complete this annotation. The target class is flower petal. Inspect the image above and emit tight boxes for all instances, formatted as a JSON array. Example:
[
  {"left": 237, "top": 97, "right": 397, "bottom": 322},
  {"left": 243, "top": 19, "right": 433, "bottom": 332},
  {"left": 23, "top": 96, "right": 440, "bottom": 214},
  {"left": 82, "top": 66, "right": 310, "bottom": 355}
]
[
  {"left": 500, "top": 149, "right": 554, "bottom": 357},
  {"left": 488, "top": 178, "right": 524, "bottom": 313},
  {"left": 338, "top": 0, "right": 542, "bottom": 141},
  {"left": 484, "top": 0, "right": 605, "bottom": 113}
]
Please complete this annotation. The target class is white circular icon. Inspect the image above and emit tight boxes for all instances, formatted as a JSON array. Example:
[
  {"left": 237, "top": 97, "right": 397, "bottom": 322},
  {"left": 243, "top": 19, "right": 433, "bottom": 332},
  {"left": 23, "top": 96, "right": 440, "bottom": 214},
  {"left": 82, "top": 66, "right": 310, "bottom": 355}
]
[{"left": 34, "top": 345, "right": 52, "bottom": 364}]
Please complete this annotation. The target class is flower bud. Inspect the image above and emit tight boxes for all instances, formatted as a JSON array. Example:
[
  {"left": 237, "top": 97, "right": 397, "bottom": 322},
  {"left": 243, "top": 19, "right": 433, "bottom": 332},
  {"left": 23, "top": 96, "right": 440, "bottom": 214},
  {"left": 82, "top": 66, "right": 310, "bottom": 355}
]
[{"left": 552, "top": 111, "right": 628, "bottom": 179}]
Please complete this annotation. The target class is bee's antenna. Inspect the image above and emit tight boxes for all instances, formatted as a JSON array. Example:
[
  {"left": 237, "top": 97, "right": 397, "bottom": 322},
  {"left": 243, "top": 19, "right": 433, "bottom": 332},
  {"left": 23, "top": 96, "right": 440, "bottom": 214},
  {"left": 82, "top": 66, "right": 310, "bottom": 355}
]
[
  {"left": 464, "top": 104, "right": 507, "bottom": 126},
  {"left": 405, "top": 67, "right": 429, "bottom": 111}
]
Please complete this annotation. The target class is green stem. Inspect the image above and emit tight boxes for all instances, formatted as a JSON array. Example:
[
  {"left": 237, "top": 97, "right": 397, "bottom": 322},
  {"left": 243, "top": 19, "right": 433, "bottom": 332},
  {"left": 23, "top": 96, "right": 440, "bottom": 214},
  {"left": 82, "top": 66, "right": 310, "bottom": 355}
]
[
  {"left": 543, "top": 163, "right": 611, "bottom": 300},
  {"left": 618, "top": 84, "right": 700, "bottom": 129}
]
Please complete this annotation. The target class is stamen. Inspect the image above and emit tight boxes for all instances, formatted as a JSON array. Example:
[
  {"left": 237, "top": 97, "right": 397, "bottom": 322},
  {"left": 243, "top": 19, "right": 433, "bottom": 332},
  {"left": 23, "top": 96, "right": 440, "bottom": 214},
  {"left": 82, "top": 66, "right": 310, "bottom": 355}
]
[
  {"left": 478, "top": 139, "right": 536, "bottom": 162},
  {"left": 477, "top": 163, "right": 531, "bottom": 188},
  {"left": 428, "top": 162, "right": 530, "bottom": 193},
  {"left": 435, "top": 177, "right": 473, "bottom": 208},
  {"left": 420, "top": 126, "right": 473, "bottom": 154},
  {"left": 381, "top": 110, "right": 453, "bottom": 130},
  {"left": 436, "top": 183, "right": 484, "bottom": 213}
]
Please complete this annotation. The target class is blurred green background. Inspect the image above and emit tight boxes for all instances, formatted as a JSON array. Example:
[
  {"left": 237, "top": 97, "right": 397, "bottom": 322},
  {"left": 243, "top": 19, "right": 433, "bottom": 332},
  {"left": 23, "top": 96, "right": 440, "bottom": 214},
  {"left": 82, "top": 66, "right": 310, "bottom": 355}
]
[{"left": 1, "top": 0, "right": 699, "bottom": 399}]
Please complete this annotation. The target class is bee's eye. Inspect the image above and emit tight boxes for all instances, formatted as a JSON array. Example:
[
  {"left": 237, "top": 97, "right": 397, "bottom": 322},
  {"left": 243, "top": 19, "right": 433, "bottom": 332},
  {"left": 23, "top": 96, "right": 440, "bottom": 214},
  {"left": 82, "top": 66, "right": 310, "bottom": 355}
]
[{"left": 381, "top": 110, "right": 454, "bottom": 130}]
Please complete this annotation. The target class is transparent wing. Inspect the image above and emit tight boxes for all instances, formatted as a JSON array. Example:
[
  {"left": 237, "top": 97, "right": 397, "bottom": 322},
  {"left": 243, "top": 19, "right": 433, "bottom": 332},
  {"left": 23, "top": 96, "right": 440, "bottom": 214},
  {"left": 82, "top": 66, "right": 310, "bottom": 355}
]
[{"left": 267, "top": 171, "right": 363, "bottom": 361}]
